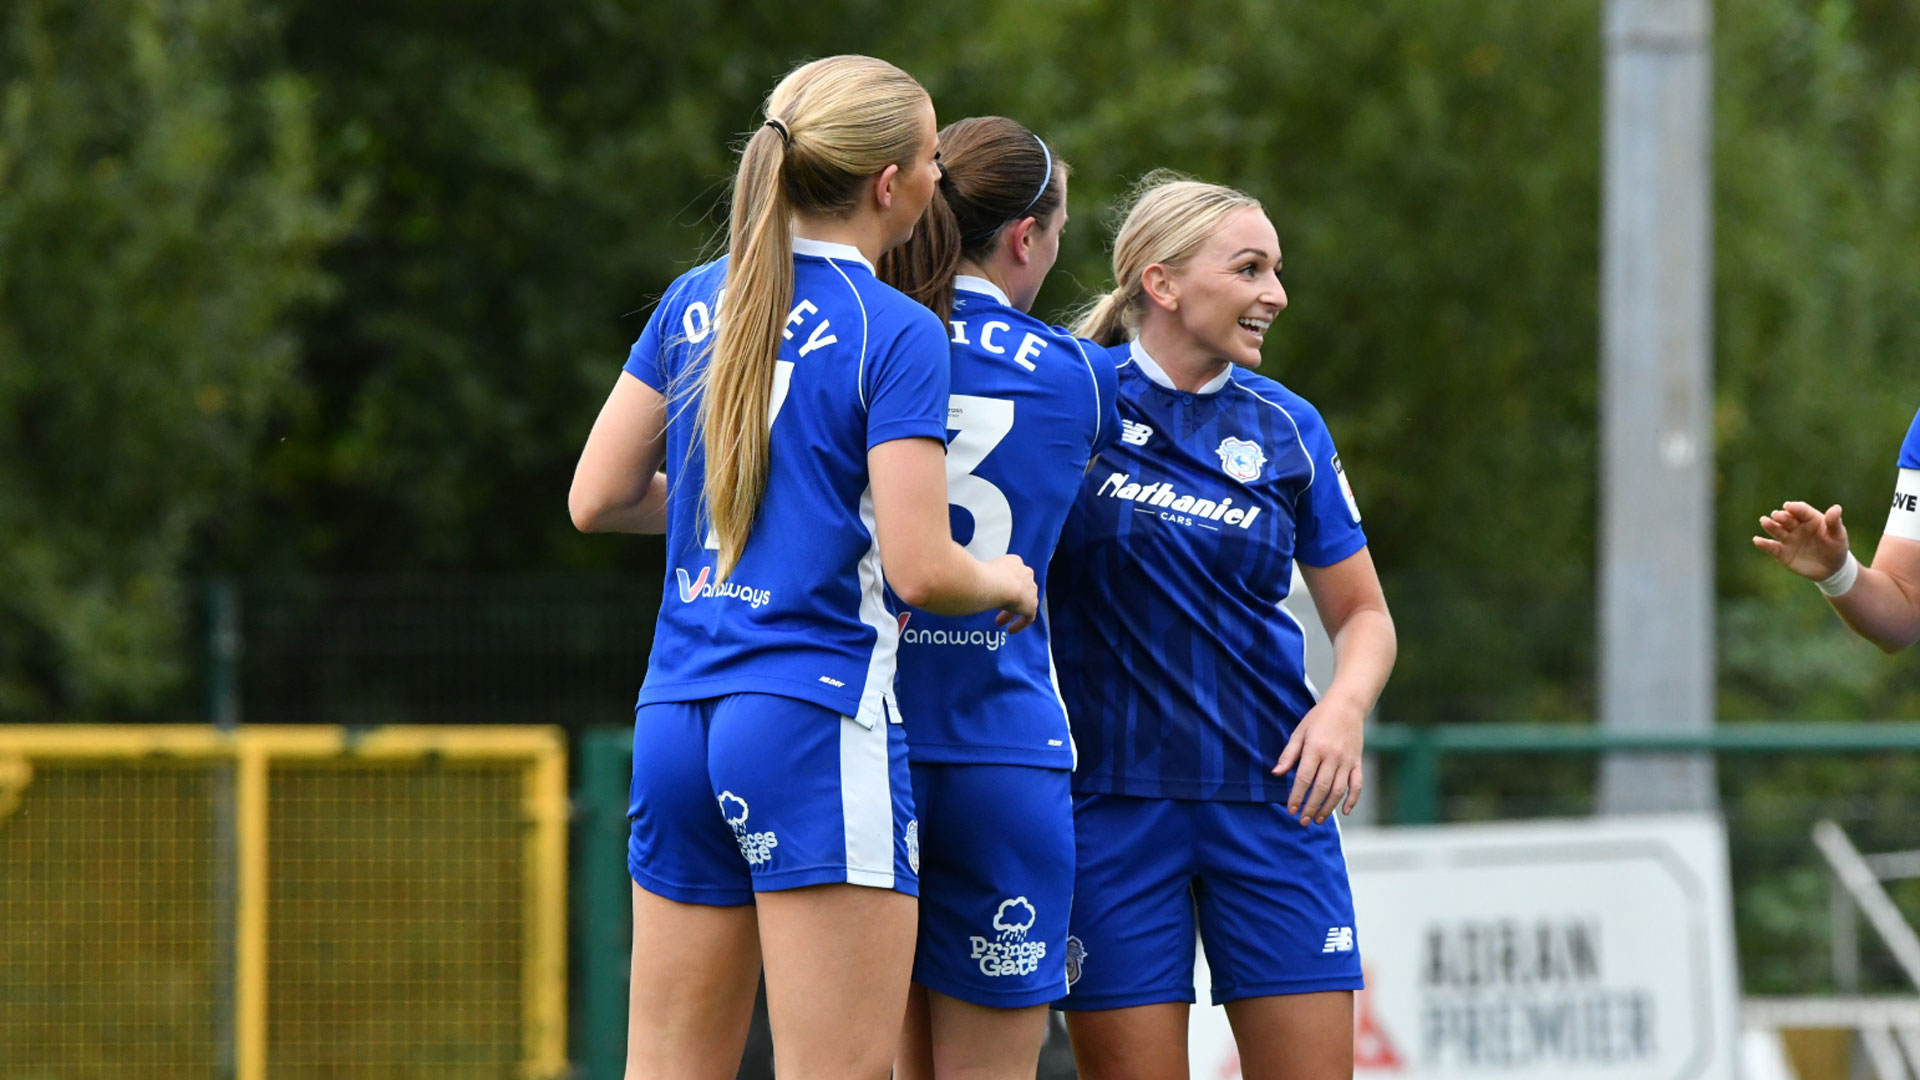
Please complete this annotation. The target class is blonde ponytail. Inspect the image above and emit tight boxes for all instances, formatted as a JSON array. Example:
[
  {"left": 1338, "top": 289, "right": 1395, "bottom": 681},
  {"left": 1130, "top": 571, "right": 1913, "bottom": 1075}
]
[
  {"left": 1075, "top": 288, "right": 1135, "bottom": 347},
  {"left": 702, "top": 124, "right": 793, "bottom": 580},
  {"left": 698, "top": 55, "right": 933, "bottom": 581}
]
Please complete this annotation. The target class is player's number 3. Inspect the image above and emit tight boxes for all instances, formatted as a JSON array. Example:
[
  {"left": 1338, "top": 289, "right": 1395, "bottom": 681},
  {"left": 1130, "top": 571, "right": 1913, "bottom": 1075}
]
[{"left": 946, "top": 394, "right": 1015, "bottom": 561}]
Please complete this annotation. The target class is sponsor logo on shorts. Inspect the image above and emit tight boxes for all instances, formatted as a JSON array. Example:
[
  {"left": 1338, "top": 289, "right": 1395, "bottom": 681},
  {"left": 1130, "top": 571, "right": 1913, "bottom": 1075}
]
[
  {"left": 1064, "top": 935, "right": 1087, "bottom": 987},
  {"left": 970, "top": 897, "right": 1047, "bottom": 977},
  {"left": 905, "top": 819, "right": 920, "bottom": 874},
  {"left": 717, "top": 791, "right": 778, "bottom": 866},
  {"left": 676, "top": 567, "right": 772, "bottom": 609},
  {"left": 1323, "top": 925, "right": 1355, "bottom": 954}
]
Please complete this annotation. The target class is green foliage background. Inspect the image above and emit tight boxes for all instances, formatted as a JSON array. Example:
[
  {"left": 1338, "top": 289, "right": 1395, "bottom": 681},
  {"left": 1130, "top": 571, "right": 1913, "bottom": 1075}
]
[
  {"left": 9, "top": 0, "right": 1918, "bottom": 722},
  {"left": 6, "top": 0, "right": 1920, "bottom": 997}
]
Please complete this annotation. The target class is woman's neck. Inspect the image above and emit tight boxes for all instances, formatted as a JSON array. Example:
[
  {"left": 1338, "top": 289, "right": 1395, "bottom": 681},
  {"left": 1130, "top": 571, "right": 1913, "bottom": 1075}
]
[
  {"left": 952, "top": 257, "right": 1029, "bottom": 309},
  {"left": 1137, "top": 319, "right": 1232, "bottom": 393},
  {"left": 791, "top": 212, "right": 886, "bottom": 267}
]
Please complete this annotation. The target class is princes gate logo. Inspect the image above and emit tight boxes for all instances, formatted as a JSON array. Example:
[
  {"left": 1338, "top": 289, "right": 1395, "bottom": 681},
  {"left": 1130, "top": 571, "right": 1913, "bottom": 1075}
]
[
  {"left": 676, "top": 567, "right": 772, "bottom": 609},
  {"left": 970, "top": 897, "right": 1047, "bottom": 977}
]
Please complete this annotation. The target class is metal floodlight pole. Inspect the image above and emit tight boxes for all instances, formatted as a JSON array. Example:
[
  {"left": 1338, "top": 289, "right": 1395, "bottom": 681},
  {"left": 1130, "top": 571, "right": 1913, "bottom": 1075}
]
[{"left": 1597, "top": 0, "right": 1719, "bottom": 815}]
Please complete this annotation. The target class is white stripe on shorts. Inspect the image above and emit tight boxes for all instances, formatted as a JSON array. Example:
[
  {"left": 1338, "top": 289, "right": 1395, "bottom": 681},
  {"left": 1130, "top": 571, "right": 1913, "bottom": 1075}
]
[{"left": 840, "top": 712, "right": 896, "bottom": 889}]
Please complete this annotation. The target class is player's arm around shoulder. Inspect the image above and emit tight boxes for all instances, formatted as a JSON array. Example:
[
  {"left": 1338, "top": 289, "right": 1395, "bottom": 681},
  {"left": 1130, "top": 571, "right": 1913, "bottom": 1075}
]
[{"left": 867, "top": 302, "right": 1040, "bottom": 626}]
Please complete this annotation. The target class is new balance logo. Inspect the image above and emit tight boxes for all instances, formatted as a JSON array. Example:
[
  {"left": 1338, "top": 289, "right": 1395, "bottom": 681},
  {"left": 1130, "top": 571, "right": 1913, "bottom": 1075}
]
[
  {"left": 1323, "top": 926, "right": 1355, "bottom": 954},
  {"left": 1120, "top": 419, "right": 1153, "bottom": 446}
]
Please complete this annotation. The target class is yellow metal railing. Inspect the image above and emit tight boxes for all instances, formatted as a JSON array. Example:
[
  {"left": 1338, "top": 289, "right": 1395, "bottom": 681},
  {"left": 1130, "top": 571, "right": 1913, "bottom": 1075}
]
[{"left": 0, "top": 725, "right": 568, "bottom": 1080}]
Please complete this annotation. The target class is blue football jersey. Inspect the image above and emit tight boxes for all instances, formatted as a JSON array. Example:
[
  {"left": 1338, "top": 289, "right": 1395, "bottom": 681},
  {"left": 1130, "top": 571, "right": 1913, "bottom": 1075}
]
[
  {"left": 893, "top": 277, "right": 1120, "bottom": 768},
  {"left": 1900, "top": 407, "right": 1920, "bottom": 469},
  {"left": 623, "top": 238, "right": 951, "bottom": 730},
  {"left": 1049, "top": 341, "right": 1369, "bottom": 801}
]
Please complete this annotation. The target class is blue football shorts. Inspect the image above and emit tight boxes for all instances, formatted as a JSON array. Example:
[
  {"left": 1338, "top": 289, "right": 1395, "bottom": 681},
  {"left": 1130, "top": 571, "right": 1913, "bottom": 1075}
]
[
  {"left": 909, "top": 762, "right": 1073, "bottom": 1008},
  {"left": 1056, "top": 792, "right": 1363, "bottom": 1010},
  {"left": 627, "top": 693, "right": 917, "bottom": 904}
]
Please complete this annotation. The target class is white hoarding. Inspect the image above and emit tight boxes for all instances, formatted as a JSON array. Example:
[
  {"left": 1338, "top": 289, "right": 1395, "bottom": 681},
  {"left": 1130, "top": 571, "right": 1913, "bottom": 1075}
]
[{"left": 1189, "top": 814, "right": 1740, "bottom": 1080}]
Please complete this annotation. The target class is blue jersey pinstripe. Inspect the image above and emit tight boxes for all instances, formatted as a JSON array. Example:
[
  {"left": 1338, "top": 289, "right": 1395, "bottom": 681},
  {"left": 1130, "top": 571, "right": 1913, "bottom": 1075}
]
[{"left": 1049, "top": 342, "right": 1367, "bottom": 801}]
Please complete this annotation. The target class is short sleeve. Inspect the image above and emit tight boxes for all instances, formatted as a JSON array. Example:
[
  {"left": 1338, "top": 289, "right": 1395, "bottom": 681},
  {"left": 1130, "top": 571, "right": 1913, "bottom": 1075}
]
[
  {"left": 1088, "top": 338, "right": 1122, "bottom": 458},
  {"left": 1899, "top": 407, "right": 1920, "bottom": 469},
  {"left": 1293, "top": 413, "right": 1368, "bottom": 568},
  {"left": 622, "top": 282, "right": 681, "bottom": 393},
  {"left": 864, "top": 307, "right": 951, "bottom": 449}
]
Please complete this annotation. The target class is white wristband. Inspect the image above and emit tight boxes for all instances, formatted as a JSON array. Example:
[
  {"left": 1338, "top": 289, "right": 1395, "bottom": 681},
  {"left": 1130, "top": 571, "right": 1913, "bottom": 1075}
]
[{"left": 1817, "top": 551, "right": 1861, "bottom": 597}]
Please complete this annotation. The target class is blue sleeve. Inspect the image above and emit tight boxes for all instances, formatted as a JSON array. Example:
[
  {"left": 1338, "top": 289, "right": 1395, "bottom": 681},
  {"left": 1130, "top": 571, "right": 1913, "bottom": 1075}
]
[
  {"left": 864, "top": 305, "right": 951, "bottom": 449},
  {"left": 622, "top": 281, "right": 681, "bottom": 392},
  {"left": 1090, "top": 340, "right": 1122, "bottom": 457},
  {"left": 1293, "top": 413, "right": 1368, "bottom": 568},
  {"left": 1900, "top": 407, "right": 1920, "bottom": 469}
]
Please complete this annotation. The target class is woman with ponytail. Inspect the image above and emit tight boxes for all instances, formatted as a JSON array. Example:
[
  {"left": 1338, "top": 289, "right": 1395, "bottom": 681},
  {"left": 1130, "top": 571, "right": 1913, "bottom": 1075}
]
[
  {"left": 569, "top": 57, "right": 1038, "bottom": 1080},
  {"left": 1048, "top": 175, "right": 1396, "bottom": 1080},
  {"left": 877, "top": 117, "right": 1118, "bottom": 1080}
]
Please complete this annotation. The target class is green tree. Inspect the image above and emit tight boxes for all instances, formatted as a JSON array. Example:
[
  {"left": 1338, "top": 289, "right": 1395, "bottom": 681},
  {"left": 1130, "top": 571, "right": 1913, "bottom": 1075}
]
[{"left": 0, "top": 0, "right": 346, "bottom": 715}]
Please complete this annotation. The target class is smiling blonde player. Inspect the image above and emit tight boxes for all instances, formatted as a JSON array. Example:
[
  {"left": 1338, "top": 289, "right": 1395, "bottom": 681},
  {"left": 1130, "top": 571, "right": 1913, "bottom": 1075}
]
[{"left": 1048, "top": 176, "right": 1397, "bottom": 1080}]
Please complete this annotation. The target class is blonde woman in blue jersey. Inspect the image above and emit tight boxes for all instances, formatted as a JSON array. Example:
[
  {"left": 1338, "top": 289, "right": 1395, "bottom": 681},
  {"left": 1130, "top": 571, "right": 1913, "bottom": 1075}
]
[
  {"left": 878, "top": 118, "right": 1119, "bottom": 1080},
  {"left": 569, "top": 57, "right": 1038, "bottom": 1080},
  {"left": 1754, "top": 406, "right": 1920, "bottom": 652},
  {"left": 1048, "top": 176, "right": 1397, "bottom": 1080}
]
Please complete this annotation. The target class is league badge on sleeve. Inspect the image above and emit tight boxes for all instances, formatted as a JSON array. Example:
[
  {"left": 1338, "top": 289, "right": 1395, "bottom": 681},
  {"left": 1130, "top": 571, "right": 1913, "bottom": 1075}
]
[
  {"left": 1334, "top": 453, "right": 1363, "bottom": 523},
  {"left": 1216, "top": 437, "right": 1267, "bottom": 484}
]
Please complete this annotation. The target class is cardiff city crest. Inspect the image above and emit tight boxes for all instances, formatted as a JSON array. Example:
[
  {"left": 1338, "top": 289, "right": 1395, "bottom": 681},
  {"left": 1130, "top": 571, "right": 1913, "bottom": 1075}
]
[{"left": 1216, "top": 437, "right": 1267, "bottom": 483}]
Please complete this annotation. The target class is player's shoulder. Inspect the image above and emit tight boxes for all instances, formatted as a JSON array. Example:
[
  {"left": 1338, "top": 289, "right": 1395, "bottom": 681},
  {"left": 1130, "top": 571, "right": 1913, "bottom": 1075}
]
[
  {"left": 856, "top": 271, "right": 944, "bottom": 340},
  {"left": 667, "top": 255, "right": 729, "bottom": 301},
  {"left": 800, "top": 253, "right": 942, "bottom": 346},
  {"left": 1227, "top": 368, "right": 1326, "bottom": 427}
]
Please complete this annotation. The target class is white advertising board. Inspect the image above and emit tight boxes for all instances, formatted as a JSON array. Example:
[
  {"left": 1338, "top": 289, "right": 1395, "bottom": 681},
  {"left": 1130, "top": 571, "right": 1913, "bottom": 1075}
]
[{"left": 1189, "top": 814, "right": 1740, "bottom": 1080}]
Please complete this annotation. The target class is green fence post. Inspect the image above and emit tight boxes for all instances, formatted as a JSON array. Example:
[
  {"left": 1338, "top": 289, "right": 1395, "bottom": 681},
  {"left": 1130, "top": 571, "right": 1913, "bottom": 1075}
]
[
  {"left": 574, "top": 727, "right": 632, "bottom": 1080},
  {"left": 1396, "top": 726, "right": 1441, "bottom": 826}
]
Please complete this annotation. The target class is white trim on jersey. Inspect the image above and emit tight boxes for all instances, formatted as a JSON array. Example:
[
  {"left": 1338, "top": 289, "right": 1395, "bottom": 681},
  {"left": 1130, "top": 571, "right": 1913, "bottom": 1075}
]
[
  {"left": 792, "top": 236, "right": 875, "bottom": 273},
  {"left": 852, "top": 486, "right": 899, "bottom": 731},
  {"left": 954, "top": 274, "right": 1012, "bottom": 307},
  {"left": 1229, "top": 381, "right": 1316, "bottom": 492},
  {"left": 838, "top": 711, "right": 897, "bottom": 889},
  {"left": 1890, "top": 467, "right": 1920, "bottom": 543},
  {"left": 817, "top": 256, "right": 874, "bottom": 412},
  {"left": 1129, "top": 340, "right": 1232, "bottom": 395},
  {"left": 1275, "top": 591, "right": 1321, "bottom": 704},
  {"left": 1039, "top": 593, "right": 1078, "bottom": 771},
  {"left": 1058, "top": 332, "right": 1108, "bottom": 452}
]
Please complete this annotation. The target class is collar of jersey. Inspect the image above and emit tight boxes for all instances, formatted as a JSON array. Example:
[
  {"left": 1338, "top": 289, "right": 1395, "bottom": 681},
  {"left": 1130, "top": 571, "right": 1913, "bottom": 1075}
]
[
  {"left": 792, "top": 236, "right": 874, "bottom": 273},
  {"left": 954, "top": 274, "right": 1012, "bottom": 307},
  {"left": 1129, "top": 340, "right": 1233, "bottom": 395}
]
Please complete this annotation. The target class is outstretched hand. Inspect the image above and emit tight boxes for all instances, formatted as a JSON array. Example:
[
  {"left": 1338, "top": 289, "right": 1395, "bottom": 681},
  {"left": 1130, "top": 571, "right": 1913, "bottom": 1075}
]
[{"left": 1753, "top": 501, "right": 1850, "bottom": 581}]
